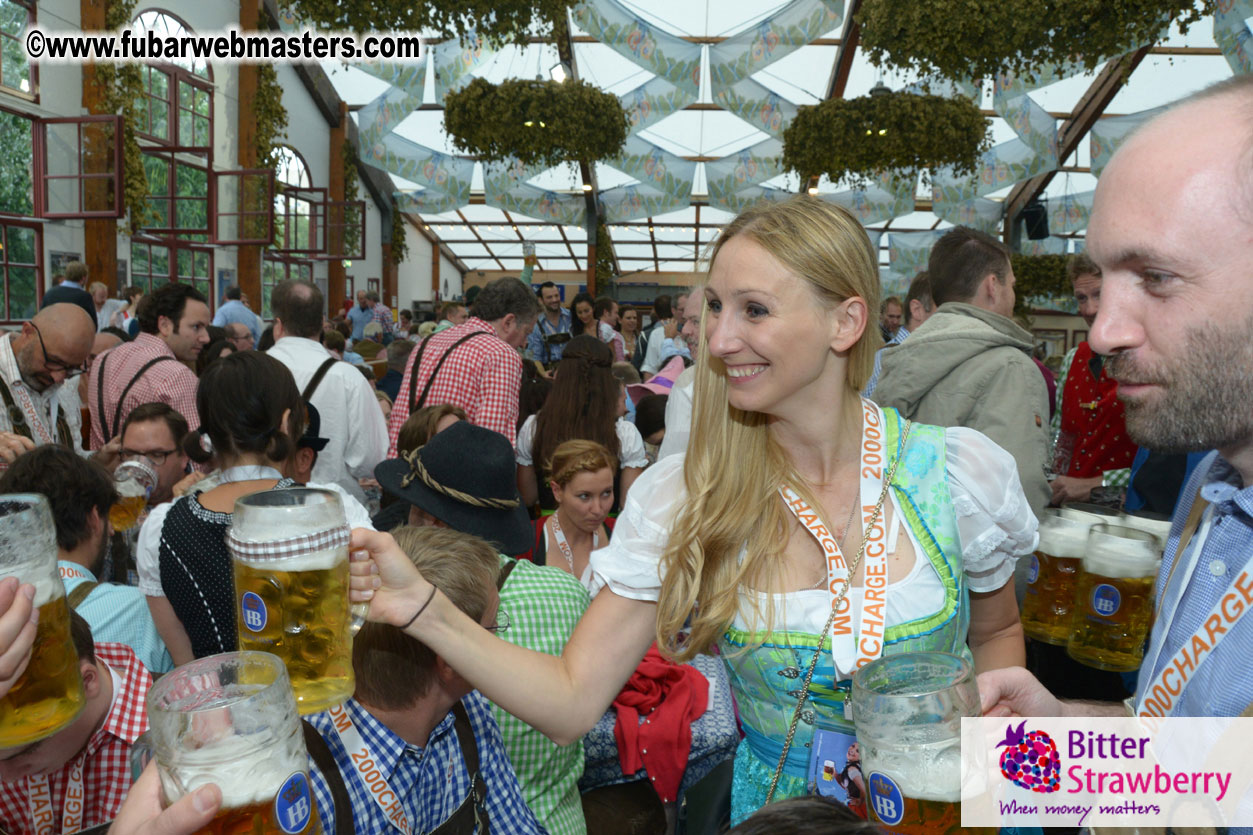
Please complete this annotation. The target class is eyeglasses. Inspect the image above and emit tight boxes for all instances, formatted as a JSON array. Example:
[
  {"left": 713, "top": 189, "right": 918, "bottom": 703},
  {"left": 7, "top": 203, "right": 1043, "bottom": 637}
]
[
  {"left": 121, "top": 448, "right": 180, "bottom": 465},
  {"left": 31, "top": 323, "right": 86, "bottom": 378},
  {"left": 485, "top": 607, "right": 510, "bottom": 635}
]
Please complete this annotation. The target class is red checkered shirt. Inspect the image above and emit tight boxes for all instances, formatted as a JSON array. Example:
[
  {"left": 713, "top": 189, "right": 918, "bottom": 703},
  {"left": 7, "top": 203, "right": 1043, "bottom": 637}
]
[
  {"left": 370, "top": 304, "right": 395, "bottom": 336},
  {"left": 0, "top": 643, "right": 152, "bottom": 835},
  {"left": 87, "top": 333, "right": 200, "bottom": 449},
  {"left": 387, "top": 318, "right": 522, "bottom": 455}
]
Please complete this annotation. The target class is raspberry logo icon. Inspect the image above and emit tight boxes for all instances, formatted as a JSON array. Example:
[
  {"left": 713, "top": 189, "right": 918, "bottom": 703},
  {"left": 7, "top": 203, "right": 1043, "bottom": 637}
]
[{"left": 997, "top": 721, "right": 1061, "bottom": 793}]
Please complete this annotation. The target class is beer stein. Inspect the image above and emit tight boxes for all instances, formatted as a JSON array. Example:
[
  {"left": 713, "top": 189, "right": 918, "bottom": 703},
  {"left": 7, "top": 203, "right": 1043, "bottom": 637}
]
[
  {"left": 228, "top": 488, "right": 362, "bottom": 715},
  {"left": 851, "top": 652, "right": 994, "bottom": 835},
  {"left": 110, "top": 457, "right": 157, "bottom": 532},
  {"left": 1058, "top": 501, "right": 1124, "bottom": 528},
  {"left": 1020, "top": 510, "right": 1092, "bottom": 645},
  {"left": 147, "top": 652, "right": 321, "bottom": 834},
  {"left": 1121, "top": 511, "right": 1172, "bottom": 548},
  {"left": 1067, "top": 523, "right": 1161, "bottom": 672},
  {"left": 0, "top": 495, "right": 86, "bottom": 747}
]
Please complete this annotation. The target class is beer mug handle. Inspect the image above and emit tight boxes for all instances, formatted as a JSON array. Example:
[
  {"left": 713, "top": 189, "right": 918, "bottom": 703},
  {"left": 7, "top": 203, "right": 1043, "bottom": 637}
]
[{"left": 349, "top": 602, "right": 368, "bottom": 635}]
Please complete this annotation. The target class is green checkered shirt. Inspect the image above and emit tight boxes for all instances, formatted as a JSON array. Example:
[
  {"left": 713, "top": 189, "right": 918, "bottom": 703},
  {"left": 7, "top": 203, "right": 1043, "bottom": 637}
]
[
  {"left": 493, "top": 556, "right": 591, "bottom": 835},
  {"left": 1051, "top": 345, "right": 1131, "bottom": 488}
]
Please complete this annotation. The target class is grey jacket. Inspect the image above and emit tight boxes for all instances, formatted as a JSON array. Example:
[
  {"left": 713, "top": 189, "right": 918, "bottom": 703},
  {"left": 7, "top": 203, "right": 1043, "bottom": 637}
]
[{"left": 873, "top": 302, "right": 1051, "bottom": 519}]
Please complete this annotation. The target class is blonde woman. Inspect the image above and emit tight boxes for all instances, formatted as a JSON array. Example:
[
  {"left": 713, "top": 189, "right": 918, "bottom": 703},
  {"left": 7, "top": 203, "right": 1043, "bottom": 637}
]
[{"left": 347, "top": 196, "right": 1035, "bottom": 819}]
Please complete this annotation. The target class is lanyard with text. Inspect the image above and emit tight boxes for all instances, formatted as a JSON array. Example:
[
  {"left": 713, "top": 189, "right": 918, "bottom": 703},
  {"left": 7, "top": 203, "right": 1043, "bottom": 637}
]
[
  {"left": 1136, "top": 507, "right": 1253, "bottom": 717},
  {"left": 27, "top": 756, "right": 85, "bottom": 835},
  {"left": 778, "top": 399, "right": 891, "bottom": 679},
  {"left": 325, "top": 703, "right": 413, "bottom": 835},
  {"left": 549, "top": 514, "right": 597, "bottom": 574}
]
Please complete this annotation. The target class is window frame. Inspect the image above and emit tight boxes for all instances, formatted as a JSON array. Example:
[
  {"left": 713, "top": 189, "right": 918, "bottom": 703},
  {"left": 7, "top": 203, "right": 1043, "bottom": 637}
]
[
  {"left": 0, "top": 216, "right": 40, "bottom": 325},
  {"left": 34, "top": 114, "right": 124, "bottom": 219},
  {"left": 0, "top": 0, "right": 38, "bottom": 102},
  {"left": 213, "top": 168, "right": 275, "bottom": 246}
]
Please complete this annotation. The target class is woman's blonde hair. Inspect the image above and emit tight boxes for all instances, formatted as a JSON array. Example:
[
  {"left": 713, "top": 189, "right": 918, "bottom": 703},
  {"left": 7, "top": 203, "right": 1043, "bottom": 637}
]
[
  {"left": 547, "top": 439, "right": 618, "bottom": 491},
  {"left": 655, "top": 195, "right": 881, "bottom": 661}
]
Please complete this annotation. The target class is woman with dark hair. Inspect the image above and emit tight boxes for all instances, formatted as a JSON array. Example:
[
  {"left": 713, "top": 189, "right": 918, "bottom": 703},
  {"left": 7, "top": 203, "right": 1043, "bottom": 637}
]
[
  {"left": 136, "top": 351, "right": 373, "bottom": 665},
  {"left": 569, "top": 292, "right": 597, "bottom": 338},
  {"left": 515, "top": 335, "right": 647, "bottom": 512},
  {"left": 195, "top": 337, "right": 235, "bottom": 376},
  {"left": 619, "top": 306, "right": 646, "bottom": 370}
]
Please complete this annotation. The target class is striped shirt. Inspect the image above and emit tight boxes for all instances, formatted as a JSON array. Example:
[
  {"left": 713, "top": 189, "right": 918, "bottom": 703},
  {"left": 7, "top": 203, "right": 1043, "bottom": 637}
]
[
  {"left": 492, "top": 556, "right": 590, "bottom": 835},
  {"left": 1141, "top": 452, "right": 1253, "bottom": 718},
  {"left": 306, "top": 691, "right": 546, "bottom": 835}
]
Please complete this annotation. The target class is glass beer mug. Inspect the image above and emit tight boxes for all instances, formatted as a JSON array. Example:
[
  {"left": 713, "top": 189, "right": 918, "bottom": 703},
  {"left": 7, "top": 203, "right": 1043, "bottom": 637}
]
[
  {"left": 111, "top": 457, "right": 157, "bottom": 532},
  {"left": 1067, "top": 523, "right": 1161, "bottom": 672},
  {"left": 0, "top": 495, "right": 86, "bottom": 747},
  {"left": 227, "top": 488, "right": 362, "bottom": 715},
  {"left": 851, "top": 652, "right": 994, "bottom": 835},
  {"left": 1020, "top": 510, "right": 1093, "bottom": 645},
  {"left": 147, "top": 652, "right": 321, "bottom": 835}
]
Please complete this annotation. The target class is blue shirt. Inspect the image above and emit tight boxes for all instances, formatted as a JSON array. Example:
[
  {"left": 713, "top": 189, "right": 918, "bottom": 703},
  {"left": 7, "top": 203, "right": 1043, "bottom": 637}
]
[
  {"left": 1140, "top": 452, "right": 1253, "bottom": 718},
  {"left": 306, "top": 691, "right": 547, "bottom": 835},
  {"left": 863, "top": 325, "right": 909, "bottom": 397},
  {"left": 527, "top": 309, "right": 574, "bottom": 365},
  {"left": 658, "top": 337, "right": 691, "bottom": 364},
  {"left": 211, "top": 299, "right": 263, "bottom": 343},
  {"left": 58, "top": 561, "right": 174, "bottom": 674},
  {"left": 346, "top": 305, "right": 373, "bottom": 341}
]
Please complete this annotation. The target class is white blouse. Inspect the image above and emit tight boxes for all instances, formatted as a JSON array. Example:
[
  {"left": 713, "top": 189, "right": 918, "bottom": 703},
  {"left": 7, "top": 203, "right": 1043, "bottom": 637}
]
[
  {"left": 588, "top": 427, "right": 1038, "bottom": 634},
  {"left": 515, "top": 413, "right": 649, "bottom": 470}
]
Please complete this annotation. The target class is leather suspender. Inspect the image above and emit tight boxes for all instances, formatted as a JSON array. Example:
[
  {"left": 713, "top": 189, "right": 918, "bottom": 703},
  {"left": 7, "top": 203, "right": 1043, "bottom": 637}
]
[
  {"left": 96, "top": 352, "right": 176, "bottom": 442},
  {"left": 302, "top": 357, "right": 339, "bottom": 401},
  {"left": 407, "top": 332, "right": 489, "bottom": 413},
  {"left": 302, "top": 720, "right": 354, "bottom": 835},
  {"left": 427, "top": 701, "right": 490, "bottom": 835}
]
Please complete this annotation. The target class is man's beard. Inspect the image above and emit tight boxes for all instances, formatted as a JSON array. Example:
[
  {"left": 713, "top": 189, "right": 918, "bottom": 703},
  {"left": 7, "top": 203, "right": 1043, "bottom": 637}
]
[
  {"left": 16, "top": 343, "right": 50, "bottom": 393},
  {"left": 1104, "top": 315, "right": 1253, "bottom": 455}
]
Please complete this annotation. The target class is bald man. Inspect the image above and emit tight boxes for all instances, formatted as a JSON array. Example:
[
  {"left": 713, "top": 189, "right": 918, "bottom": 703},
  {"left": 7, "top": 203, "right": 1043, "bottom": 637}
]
[
  {"left": 0, "top": 304, "right": 94, "bottom": 466},
  {"left": 223, "top": 321, "right": 254, "bottom": 352}
]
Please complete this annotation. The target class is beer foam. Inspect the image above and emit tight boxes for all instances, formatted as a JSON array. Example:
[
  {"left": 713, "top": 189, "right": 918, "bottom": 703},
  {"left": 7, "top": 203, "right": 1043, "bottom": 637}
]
[
  {"left": 1036, "top": 515, "right": 1090, "bottom": 559},
  {"left": 1085, "top": 526, "right": 1160, "bottom": 579},
  {"left": 861, "top": 736, "right": 963, "bottom": 802},
  {"left": 116, "top": 479, "right": 148, "bottom": 499},
  {"left": 162, "top": 729, "right": 309, "bottom": 808},
  {"left": 235, "top": 546, "right": 346, "bottom": 571}
]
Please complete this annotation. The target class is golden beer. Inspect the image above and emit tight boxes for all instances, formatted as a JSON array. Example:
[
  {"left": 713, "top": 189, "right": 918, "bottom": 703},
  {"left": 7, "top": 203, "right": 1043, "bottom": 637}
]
[
  {"left": 0, "top": 591, "right": 86, "bottom": 747},
  {"left": 1020, "top": 511, "right": 1091, "bottom": 645},
  {"left": 866, "top": 781, "right": 995, "bottom": 835},
  {"left": 1066, "top": 523, "right": 1160, "bottom": 672},
  {"left": 109, "top": 493, "right": 147, "bottom": 532},
  {"left": 233, "top": 548, "right": 354, "bottom": 715},
  {"left": 196, "top": 779, "right": 322, "bottom": 835}
]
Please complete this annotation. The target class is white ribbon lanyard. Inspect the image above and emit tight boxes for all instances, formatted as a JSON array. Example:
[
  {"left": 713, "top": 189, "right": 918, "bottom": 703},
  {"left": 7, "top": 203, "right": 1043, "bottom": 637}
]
[
  {"left": 326, "top": 703, "right": 414, "bottom": 835},
  {"left": 1136, "top": 506, "right": 1253, "bottom": 717},
  {"left": 27, "top": 756, "right": 85, "bottom": 835},
  {"left": 779, "top": 400, "right": 891, "bottom": 679},
  {"left": 549, "top": 514, "right": 597, "bottom": 574}
]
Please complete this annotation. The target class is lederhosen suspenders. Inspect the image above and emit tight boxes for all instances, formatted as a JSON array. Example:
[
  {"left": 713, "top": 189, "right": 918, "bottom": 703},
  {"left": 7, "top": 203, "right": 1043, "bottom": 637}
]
[
  {"left": 95, "top": 352, "right": 176, "bottom": 442},
  {"left": 0, "top": 376, "right": 72, "bottom": 448},
  {"left": 302, "top": 357, "right": 339, "bottom": 401},
  {"left": 429, "top": 702, "right": 490, "bottom": 835},
  {"left": 407, "top": 332, "right": 490, "bottom": 413}
]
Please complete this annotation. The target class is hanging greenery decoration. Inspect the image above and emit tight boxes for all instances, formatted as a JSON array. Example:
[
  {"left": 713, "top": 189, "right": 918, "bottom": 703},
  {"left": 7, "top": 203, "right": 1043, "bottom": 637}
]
[
  {"left": 340, "top": 140, "right": 362, "bottom": 260},
  {"left": 856, "top": 0, "right": 1209, "bottom": 81},
  {"left": 444, "top": 78, "right": 629, "bottom": 169},
  {"left": 253, "top": 64, "right": 288, "bottom": 171},
  {"left": 595, "top": 221, "right": 616, "bottom": 285},
  {"left": 97, "top": 0, "right": 148, "bottom": 234},
  {"left": 390, "top": 199, "right": 409, "bottom": 265},
  {"left": 279, "top": 0, "right": 573, "bottom": 45},
  {"left": 1011, "top": 253, "right": 1071, "bottom": 315},
  {"left": 782, "top": 91, "right": 990, "bottom": 187}
]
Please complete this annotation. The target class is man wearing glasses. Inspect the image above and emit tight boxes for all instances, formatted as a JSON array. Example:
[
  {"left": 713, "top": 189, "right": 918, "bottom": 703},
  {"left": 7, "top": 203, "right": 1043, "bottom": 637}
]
[
  {"left": 0, "top": 303, "right": 95, "bottom": 468},
  {"left": 118, "top": 403, "right": 191, "bottom": 506}
]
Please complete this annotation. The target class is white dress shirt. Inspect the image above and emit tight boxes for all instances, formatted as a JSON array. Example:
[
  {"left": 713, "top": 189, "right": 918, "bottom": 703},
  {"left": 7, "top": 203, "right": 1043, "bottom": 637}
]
[{"left": 267, "top": 336, "right": 388, "bottom": 501}]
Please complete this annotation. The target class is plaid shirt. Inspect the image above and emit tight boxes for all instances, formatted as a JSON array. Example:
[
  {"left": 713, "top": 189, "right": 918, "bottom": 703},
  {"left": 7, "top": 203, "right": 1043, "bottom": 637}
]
[
  {"left": 387, "top": 318, "right": 522, "bottom": 455},
  {"left": 492, "top": 557, "right": 590, "bottom": 835},
  {"left": 1049, "top": 345, "right": 1131, "bottom": 488},
  {"left": 0, "top": 643, "right": 152, "bottom": 835},
  {"left": 86, "top": 333, "right": 200, "bottom": 449},
  {"left": 371, "top": 304, "right": 395, "bottom": 336},
  {"left": 306, "top": 691, "right": 546, "bottom": 835}
]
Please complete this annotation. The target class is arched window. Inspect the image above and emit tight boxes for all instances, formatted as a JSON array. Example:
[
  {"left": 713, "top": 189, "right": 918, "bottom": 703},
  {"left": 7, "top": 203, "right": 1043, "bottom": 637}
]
[
  {"left": 263, "top": 145, "right": 317, "bottom": 317},
  {"left": 132, "top": 11, "right": 212, "bottom": 148}
]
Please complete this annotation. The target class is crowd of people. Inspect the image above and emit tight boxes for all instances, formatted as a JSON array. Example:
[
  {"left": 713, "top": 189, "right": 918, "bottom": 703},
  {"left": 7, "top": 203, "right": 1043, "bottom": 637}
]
[{"left": 0, "top": 74, "right": 1252, "bottom": 835}]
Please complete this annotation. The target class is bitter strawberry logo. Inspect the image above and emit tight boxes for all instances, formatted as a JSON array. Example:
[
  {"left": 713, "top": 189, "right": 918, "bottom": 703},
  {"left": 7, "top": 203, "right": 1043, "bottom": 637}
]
[{"left": 998, "top": 721, "right": 1061, "bottom": 793}]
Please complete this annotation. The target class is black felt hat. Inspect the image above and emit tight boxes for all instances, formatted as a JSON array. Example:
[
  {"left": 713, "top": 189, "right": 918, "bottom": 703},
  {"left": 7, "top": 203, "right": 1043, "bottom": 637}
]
[{"left": 374, "top": 421, "right": 531, "bottom": 556}]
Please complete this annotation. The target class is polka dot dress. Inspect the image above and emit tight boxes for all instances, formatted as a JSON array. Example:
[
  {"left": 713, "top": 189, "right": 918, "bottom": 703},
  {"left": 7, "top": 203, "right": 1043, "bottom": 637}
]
[{"left": 158, "top": 479, "right": 295, "bottom": 659}]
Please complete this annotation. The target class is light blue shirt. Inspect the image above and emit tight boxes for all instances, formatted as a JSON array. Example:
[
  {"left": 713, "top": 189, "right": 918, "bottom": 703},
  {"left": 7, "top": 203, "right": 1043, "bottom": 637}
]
[
  {"left": 863, "top": 325, "right": 910, "bottom": 397},
  {"left": 212, "top": 299, "right": 263, "bottom": 343},
  {"left": 659, "top": 337, "right": 691, "bottom": 364},
  {"left": 527, "top": 308, "right": 574, "bottom": 365},
  {"left": 59, "top": 560, "right": 174, "bottom": 674},
  {"left": 346, "top": 305, "right": 373, "bottom": 341}
]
